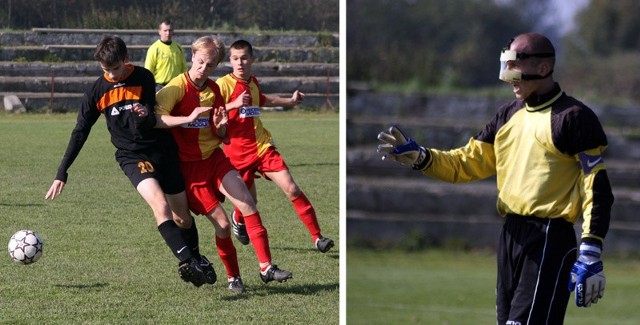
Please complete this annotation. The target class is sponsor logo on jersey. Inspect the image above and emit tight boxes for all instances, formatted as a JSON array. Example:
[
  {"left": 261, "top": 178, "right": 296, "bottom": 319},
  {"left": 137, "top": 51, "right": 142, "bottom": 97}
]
[
  {"left": 239, "top": 106, "right": 261, "bottom": 118},
  {"left": 110, "top": 103, "right": 135, "bottom": 116},
  {"left": 182, "top": 117, "right": 210, "bottom": 128}
]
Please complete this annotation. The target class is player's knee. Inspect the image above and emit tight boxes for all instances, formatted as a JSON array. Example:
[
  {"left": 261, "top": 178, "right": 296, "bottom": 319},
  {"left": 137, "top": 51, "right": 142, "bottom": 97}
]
[
  {"left": 173, "top": 213, "right": 193, "bottom": 228},
  {"left": 281, "top": 182, "right": 301, "bottom": 198}
]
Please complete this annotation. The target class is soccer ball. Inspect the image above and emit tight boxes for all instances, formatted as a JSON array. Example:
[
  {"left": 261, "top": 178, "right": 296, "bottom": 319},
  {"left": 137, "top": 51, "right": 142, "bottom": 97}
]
[{"left": 7, "top": 230, "right": 44, "bottom": 265}]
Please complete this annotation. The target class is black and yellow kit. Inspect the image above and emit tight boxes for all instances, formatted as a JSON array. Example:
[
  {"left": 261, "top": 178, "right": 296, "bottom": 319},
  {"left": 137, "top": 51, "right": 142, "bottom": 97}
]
[
  {"left": 419, "top": 83, "right": 614, "bottom": 324},
  {"left": 421, "top": 83, "right": 613, "bottom": 242},
  {"left": 54, "top": 64, "right": 183, "bottom": 193}
]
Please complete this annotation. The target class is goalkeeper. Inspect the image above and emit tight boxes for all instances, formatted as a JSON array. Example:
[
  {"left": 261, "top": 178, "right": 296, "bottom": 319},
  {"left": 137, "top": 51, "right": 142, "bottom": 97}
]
[{"left": 377, "top": 32, "right": 613, "bottom": 324}]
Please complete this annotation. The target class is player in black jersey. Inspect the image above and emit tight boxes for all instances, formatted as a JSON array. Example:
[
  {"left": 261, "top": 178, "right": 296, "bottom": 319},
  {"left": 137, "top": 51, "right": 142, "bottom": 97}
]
[
  {"left": 45, "top": 36, "right": 216, "bottom": 287},
  {"left": 378, "top": 32, "right": 614, "bottom": 324}
]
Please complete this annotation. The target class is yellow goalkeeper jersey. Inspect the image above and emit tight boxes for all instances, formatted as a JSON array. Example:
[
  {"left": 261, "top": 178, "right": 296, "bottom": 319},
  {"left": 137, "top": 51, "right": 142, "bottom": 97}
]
[{"left": 420, "top": 84, "right": 613, "bottom": 242}]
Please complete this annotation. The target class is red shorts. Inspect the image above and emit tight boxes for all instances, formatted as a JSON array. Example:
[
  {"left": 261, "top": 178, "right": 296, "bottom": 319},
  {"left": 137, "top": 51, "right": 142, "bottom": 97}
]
[
  {"left": 180, "top": 148, "right": 236, "bottom": 215},
  {"left": 236, "top": 147, "right": 289, "bottom": 189}
]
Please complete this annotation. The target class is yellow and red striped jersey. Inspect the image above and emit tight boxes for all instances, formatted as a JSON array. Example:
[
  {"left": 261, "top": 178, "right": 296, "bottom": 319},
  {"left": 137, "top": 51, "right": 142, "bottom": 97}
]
[
  {"left": 216, "top": 73, "right": 273, "bottom": 169},
  {"left": 156, "top": 73, "right": 226, "bottom": 162}
]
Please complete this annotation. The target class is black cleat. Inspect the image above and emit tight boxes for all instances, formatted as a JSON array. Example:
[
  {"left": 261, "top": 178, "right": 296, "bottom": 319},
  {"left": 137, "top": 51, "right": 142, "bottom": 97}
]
[
  {"left": 260, "top": 264, "right": 293, "bottom": 284},
  {"left": 315, "top": 237, "right": 335, "bottom": 253},
  {"left": 178, "top": 258, "right": 207, "bottom": 287},
  {"left": 199, "top": 255, "right": 217, "bottom": 284},
  {"left": 231, "top": 211, "right": 250, "bottom": 245},
  {"left": 227, "top": 276, "right": 245, "bottom": 293}
]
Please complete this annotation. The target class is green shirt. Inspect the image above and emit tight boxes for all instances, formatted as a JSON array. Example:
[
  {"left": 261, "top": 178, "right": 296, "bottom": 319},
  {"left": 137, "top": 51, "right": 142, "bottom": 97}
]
[{"left": 144, "top": 40, "right": 188, "bottom": 85}]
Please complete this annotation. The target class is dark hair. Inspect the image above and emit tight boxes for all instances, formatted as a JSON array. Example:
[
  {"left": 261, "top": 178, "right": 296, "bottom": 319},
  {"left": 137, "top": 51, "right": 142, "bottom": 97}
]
[
  {"left": 94, "top": 36, "right": 127, "bottom": 65},
  {"left": 160, "top": 19, "right": 172, "bottom": 27},
  {"left": 513, "top": 32, "right": 556, "bottom": 67},
  {"left": 230, "top": 39, "right": 254, "bottom": 57}
]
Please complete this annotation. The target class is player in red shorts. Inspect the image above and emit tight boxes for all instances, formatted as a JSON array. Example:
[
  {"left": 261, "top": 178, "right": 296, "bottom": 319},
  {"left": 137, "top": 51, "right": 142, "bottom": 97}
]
[
  {"left": 215, "top": 39, "right": 334, "bottom": 253},
  {"left": 154, "top": 36, "right": 292, "bottom": 292}
]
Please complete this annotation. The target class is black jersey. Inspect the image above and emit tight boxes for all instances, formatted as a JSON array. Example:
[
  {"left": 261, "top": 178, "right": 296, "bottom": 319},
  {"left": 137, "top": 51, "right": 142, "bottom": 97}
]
[
  {"left": 55, "top": 64, "right": 173, "bottom": 182},
  {"left": 422, "top": 83, "right": 613, "bottom": 242}
]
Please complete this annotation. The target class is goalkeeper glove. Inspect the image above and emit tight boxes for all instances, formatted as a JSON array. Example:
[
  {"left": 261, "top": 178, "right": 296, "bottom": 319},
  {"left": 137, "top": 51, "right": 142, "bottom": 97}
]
[
  {"left": 569, "top": 243, "right": 606, "bottom": 307},
  {"left": 377, "top": 125, "right": 430, "bottom": 170}
]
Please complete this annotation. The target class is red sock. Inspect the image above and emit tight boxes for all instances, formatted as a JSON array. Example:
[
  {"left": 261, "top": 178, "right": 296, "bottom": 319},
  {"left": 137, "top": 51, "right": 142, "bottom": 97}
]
[
  {"left": 244, "top": 212, "right": 272, "bottom": 265},
  {"left": 291, "top": 193, "right": 322, "bottom": 242},
  {"left": 216, "top": 235, "right": 240, "bottom": 278},
  {"left": 260, "top": 264, "right": 272, "bottom": 273}
]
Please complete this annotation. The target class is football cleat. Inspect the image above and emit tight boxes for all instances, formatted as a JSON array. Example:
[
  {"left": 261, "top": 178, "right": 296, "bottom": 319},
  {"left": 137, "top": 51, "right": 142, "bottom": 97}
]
[
  {"left": 315, "top": 237, "right": 335, "bottom": 253},
  {"left": 231, "top": 211, "right": 250, "bottom": 245},
  {"left": 260, "top": 264, "right": 293, "bottom": 284},
  {"left": 199, "top": 255, "right": 217, "bottom": 284},
  {"left": 227, "top": 276, "right": 245, "bottom": 293},
  {"left": 178, "top": 258, "right": 207, "bottom": 287}
]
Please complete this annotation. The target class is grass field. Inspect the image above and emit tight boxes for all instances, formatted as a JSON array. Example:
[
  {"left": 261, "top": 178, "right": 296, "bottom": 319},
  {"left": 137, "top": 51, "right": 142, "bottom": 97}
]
[
  {"left": 347, "top": 248, "right": 640, "bottom": 325},
  {"left": 0, "top": 111, "right": 339, "bottom": 324}
]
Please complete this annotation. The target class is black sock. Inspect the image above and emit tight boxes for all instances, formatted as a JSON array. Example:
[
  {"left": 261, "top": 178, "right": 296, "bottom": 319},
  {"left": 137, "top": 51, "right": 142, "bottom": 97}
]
[
  {"left": 158, "top": 220, "right": 193, "bottom": 263},
  {"left": 182, "top": 216, "right": 201, "bottom": 257}
]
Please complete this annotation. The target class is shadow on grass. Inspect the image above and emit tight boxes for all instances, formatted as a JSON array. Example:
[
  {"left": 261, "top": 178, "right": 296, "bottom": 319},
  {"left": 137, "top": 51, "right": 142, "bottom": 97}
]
[
  {"left": 272, "top": 245, "right": 339, "bottom": 259},
  {"left": 54, "top": 282, "right": 109, "bottom": 290},
  {"left": 221, "top": 282, "right": 339, "bottom": 301}
]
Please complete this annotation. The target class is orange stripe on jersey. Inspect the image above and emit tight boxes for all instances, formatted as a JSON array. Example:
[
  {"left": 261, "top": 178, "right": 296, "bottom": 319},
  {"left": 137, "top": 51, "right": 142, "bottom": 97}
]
[{"left": 96, "top": 86, "right": 143, "bottom": 112}]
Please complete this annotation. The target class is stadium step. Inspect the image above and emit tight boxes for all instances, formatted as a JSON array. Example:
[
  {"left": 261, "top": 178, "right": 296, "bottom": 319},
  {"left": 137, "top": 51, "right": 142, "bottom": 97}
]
[
  {"left": 0, "top": 61, "right": 338, "bottom": 78},
  {"left": 1, "top": 28, "right": 339, "bottom": 48},
  {"left": 0, "top": 28, "right": 339, "bottom": 112},
  {"left": 0, "top": 44, "right": 338, "bottom": 63}
]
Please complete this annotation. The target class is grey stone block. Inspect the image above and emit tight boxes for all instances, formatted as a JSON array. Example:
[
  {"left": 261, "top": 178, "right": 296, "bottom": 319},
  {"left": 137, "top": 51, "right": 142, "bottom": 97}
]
[{"left": 3, "top": 94, "right": 26, "bottom": 113}]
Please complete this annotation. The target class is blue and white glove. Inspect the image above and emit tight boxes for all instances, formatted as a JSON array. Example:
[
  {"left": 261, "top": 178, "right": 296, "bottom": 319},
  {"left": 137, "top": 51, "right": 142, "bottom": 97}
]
[
  {"left": 377, "top": 126, "right": 430, "bottom": 170},
  {"left": 569, "top": 243, "right": 606, "bottom": 307}
]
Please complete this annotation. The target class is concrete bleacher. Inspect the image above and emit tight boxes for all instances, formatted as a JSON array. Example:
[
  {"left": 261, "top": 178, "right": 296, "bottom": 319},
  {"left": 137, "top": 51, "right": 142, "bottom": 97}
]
[
  {"left": 0, "top": 28, "right": 339, "bottom": 112},
  {"left": 347, "top": 90, "right": 640, "bottom": 253}
]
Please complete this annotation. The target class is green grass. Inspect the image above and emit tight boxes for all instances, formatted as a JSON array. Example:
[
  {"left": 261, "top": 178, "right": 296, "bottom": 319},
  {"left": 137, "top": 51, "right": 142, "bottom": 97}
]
[
  {"left": 0, "top": 111, "right": 339, "bottom": 324},
  {"left": 347, "top": 248, "right": 640, "bottom": 325}
]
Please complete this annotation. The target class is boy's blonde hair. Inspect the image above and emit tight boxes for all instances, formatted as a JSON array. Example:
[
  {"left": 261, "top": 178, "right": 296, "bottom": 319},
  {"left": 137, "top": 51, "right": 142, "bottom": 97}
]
[{"left": 191, "top": 36, "right": 225, "bottom": 65}]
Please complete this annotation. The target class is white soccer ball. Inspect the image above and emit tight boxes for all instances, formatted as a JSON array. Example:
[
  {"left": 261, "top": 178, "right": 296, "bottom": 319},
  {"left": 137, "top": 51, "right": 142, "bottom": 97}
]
[{"left": 7, "top": 230, "right": 44, "bottom": 265}]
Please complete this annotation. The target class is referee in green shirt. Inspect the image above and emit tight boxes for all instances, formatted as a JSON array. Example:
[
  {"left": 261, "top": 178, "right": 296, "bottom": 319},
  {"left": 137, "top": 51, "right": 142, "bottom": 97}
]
[{"left": 145, "top": 19, "right": 188, "bottom": 92}]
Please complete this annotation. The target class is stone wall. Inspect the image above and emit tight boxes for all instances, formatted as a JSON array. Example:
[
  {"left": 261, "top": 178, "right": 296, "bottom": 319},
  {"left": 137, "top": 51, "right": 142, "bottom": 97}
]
[{"left": 0, "top": 28, "right": 339, "bottom": 112}]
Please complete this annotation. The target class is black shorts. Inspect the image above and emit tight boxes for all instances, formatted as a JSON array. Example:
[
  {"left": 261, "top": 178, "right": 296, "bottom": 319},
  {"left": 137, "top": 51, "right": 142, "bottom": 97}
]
[
  {"left": 115, "top": 144, "right": 184, "bottom": 195},
  {"left": 496, "top": 214, "right": 577, "bottom": 325}
]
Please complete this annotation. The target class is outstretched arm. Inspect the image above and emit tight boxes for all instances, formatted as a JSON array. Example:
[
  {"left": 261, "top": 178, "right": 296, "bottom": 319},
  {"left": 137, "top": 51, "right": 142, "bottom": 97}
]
[{"left": 263, "top": 90, "right": 305, "bottom": 107}]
